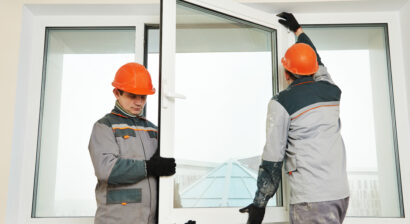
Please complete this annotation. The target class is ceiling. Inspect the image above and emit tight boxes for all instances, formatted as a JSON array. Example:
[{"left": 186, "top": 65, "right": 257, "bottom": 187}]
[
  {"left": 236, "top": 0, "right": 409, "bottom": 13},
  {"left": 26, "top": 0, "right": 409, "bottom": 16}
]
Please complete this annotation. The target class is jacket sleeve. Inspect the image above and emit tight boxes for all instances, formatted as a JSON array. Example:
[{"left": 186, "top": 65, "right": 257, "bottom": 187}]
[
  {"left": 88, "top": 122, "right": 147, "bottom": 185},
  {"left": 297, "top": 33, "right": 323, "bottom": 66},
  {"left": 253, "top": 99, "right": 289, "bottom": 207},
  {"left": 253, "top": 160, "right": 283, "bottom": 207},
  {"left": 297, "top": 33, "right": 335, "bottom": 84},
  {"left": 262, "top": 99, "right": 289, "bottom": 162}
]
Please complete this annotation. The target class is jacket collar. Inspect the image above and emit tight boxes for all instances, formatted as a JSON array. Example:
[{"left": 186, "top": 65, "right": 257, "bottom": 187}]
[
  {"left": 111, "top": 101, "right": 137, "bottom": 118},
  {"left": 290, "top": 76, "right": 314, "bottom": 87}
]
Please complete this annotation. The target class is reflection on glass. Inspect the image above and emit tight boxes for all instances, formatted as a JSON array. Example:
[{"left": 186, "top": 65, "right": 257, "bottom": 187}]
[
  {"left": 34, "top": 2, "right": 161, "bottom": 216},
  {"left": 173, "top": 2, "right": 277, "bottom": 208},
  {"left": 34, "top": 28, "right": 136, "bottom": 217},
  {"left": 304, "top": 26, "right": 402, "bottom": 217}
]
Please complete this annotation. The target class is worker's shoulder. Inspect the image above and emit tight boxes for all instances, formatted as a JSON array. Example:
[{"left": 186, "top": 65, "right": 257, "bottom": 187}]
[
  {"left": 273, "top": 81, "right": 341, "bottom": 115},
  {"left": 95, "top": 113, "right": 157, "bottom": 130},
  {"left": 146, "top": 120, "right": 158, "bottom": 130},
  {"left": 275, "top": 80, "right": 340, "bottom": 101},
  {"left": 135, "top": 117, "right": 158, "bottom": 130},
  {"left": 271, "top": 88, "right": 299, "bottom": 114},
  {"left": 273, "top": 85, "right": 301, "bottom": 105},
  {"left": 96, "top": 113, "right": 130, "bottom": 127}
]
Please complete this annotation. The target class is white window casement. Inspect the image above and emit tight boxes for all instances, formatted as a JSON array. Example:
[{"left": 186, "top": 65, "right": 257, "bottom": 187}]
[
  {"left": 287, "top": 13, "right": 410, "bottom": 224},
  {"left": 9, "top": 2, "right": 162, "bottom": 224},
  {"left": 302, "top": 24, "right": 403, "bottom": 218},
  {"left": 7, "top": 1, "right": 410, "bottom": 224},
  {"left": 159, "top": 0, "right": 287, "bottom": 223}
]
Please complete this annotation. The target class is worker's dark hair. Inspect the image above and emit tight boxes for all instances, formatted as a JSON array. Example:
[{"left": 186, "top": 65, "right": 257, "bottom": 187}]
[
  {"left": 117, "top": 89, "right": 142, "bottom": 98},
  {"left": 285, "top": 70, "right": 313, "bottom": 80}
]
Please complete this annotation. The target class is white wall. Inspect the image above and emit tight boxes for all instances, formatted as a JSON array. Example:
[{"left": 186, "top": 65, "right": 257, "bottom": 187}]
[
  {"left": 0, "top": 2, "right": 21, "bottom": 223},
  {"left": 1, "top": 0, "right": 410, "bottom": 224},
  {"left": 401, "top": 0, "right": 410, "bottom": 117}
]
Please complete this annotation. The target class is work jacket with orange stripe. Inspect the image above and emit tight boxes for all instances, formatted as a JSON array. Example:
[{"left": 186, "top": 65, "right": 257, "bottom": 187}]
[
  {"left": 253, "top": 33, "right": 350, "bottom": 206},
  {"left": 88, "top": 102, "right": 158, "bottom": 224}
]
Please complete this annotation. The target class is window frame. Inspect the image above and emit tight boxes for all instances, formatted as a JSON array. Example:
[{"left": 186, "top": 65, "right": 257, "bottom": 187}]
[
  {"left": 295, "top": 12, "right": 410, "bottom": 223},
  {"left": 32, "top": 26, "right": 139, "bottom": 218},
  {"left": 8, "top": 5, "right": 160, "bottom": 223},
  {"left": 7, "top": 4, "right": 410, "bottom": 224},
  {"left": 301, "top": 23, "right": 404, "bottom": 218},
  {"left": 158, "top": 0, "right": 289, "bottom": 223}
]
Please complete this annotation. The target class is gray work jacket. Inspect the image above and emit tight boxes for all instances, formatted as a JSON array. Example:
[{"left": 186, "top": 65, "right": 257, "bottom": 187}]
[
  {"left": 262, "top": 66, "right": 350, "bottom": 204},
  {"left": 256, "top": 33, "right": 349, "bottom": 205},
  {"left": 89, "top": 104, "right": 158, "bottom": 224}
]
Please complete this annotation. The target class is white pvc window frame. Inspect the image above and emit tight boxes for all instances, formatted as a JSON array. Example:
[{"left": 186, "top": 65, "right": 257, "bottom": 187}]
[
  {"left": 7, "top": 2, "right": 410, "bottom": 224},
  {"left": 302, "top": 23, "right": 404, "bottom": 218},
  {"left": 158, "top": 6, "right": 410, "bottom": 224},
  {"left": 158, "top": 0, "right": 289, "bottom": 223},
  {"left": 7, "top": 4, "right": 160, "bottom": 224},
  {"left": 294, "top": 13, "right": 410, "bottom": 224}
]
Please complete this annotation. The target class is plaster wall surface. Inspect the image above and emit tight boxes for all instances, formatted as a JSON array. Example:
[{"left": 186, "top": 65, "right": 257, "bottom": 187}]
[{"left": 400, "top": 0, "right": 410, "bottom": 121}]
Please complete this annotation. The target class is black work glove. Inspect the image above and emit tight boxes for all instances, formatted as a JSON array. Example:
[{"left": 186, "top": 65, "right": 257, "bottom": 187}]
[
  {"left": 145, "top": 154, "right": 176, "bottom": 177},
  {"left": 185, "top": 220, "right": 196, "bottom": 224},
  {"left": 277, "top": 12, "right": 301, "bottom": 32},
  {"left": 239, "top": 203, "right": 266, "bottom": 224}
]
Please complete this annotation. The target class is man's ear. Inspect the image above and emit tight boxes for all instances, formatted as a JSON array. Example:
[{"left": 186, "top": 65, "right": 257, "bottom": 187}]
[
  {"left": 285, "top": 71, "right": 291, "bottom": 81},
  {"left": 113, "top": 88, "right": 120, "bottom": 99}
]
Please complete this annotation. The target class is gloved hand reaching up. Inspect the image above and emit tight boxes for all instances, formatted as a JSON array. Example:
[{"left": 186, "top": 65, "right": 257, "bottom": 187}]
[
  {"left": 239, "top": 203, "right": 266, "bottom": 224},
  {"left": 277, "top": 12, "right": 301, "bottom": 32},
  {"left": 145, "top": 154, "right": 176, "bottom": 177}
]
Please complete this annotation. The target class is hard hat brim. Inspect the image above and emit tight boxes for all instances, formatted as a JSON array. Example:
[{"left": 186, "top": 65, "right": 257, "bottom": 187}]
[{"left": 112, "top": 82, "right": 156, "bottom": 95}]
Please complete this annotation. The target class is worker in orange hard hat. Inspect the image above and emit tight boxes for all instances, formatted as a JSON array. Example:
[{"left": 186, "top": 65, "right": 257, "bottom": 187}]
[
  {"left": 240, "top": 12, "right": 349, "bottom": 224},
  {"left": 89, "top": 62, "right": 176, "bottom": 224}
]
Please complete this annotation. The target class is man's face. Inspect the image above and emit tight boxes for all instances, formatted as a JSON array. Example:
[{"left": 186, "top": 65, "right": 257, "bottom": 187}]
[{"left": 114, "top": 89, "right": 147, "bottom": 116}]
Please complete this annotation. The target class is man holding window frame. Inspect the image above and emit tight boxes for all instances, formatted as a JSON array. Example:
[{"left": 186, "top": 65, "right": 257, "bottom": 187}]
[
  {"left": 88, "top": 62, "right": 176, "bottom": 224},
  {"left": 240, "top": 13, "right": 350, "bottom": 224}
]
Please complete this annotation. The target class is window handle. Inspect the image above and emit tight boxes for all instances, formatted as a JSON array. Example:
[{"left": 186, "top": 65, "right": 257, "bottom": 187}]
[
  {"left": 165, "top": 92, "right": 186, "bottom": 100},
  {"left": 162, "top": 91, "right": 186, "bottom": 109}
]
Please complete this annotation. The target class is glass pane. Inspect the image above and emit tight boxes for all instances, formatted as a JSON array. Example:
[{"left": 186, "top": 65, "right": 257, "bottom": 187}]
[
  {"left": 34, "top": 28, "right": 135, "bottom": 217},
  {"left": 146, "top": 27, "right": 160, "bottom": 125},
  {"left": 173, "top": 2, "right": 277, "bottom": 208},
  {"left": 303, "top": 26, "right": 403, "bottom": 217}
]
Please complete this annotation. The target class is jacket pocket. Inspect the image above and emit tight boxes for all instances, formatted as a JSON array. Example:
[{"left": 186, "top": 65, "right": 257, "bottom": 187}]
[
  {"left": 114, "top": 128, "right": 136, "bottom": 139},
  {"left": 284, "top": 152, "right": 297, "bottom": 174},
  {"left": 106, "top": 188, "right": 142, "bottom": 204},
  {"left": 114, "top": 129, "right": 139, "bottom": 157}
]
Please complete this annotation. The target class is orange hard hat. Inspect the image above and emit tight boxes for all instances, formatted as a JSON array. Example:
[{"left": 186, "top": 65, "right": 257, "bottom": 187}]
[
  {"left": 112, "top": 62, "right": 156, "bottom": 95},
  {"left": 281, "top": 43, "right": 319, "bottom": 75}
]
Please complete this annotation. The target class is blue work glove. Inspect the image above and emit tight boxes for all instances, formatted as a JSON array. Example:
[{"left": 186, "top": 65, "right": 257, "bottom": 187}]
[
  {"left": 239, "top": 203, "right": 266, "bottom": 224},
  {"left": 277, "top": 12, "right": 301, "bottom": 32}
]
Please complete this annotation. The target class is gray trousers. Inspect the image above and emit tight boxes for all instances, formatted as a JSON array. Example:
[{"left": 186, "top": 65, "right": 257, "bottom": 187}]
[{"left": 289, "top": 197, "right": 349, "bottom": 224}]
